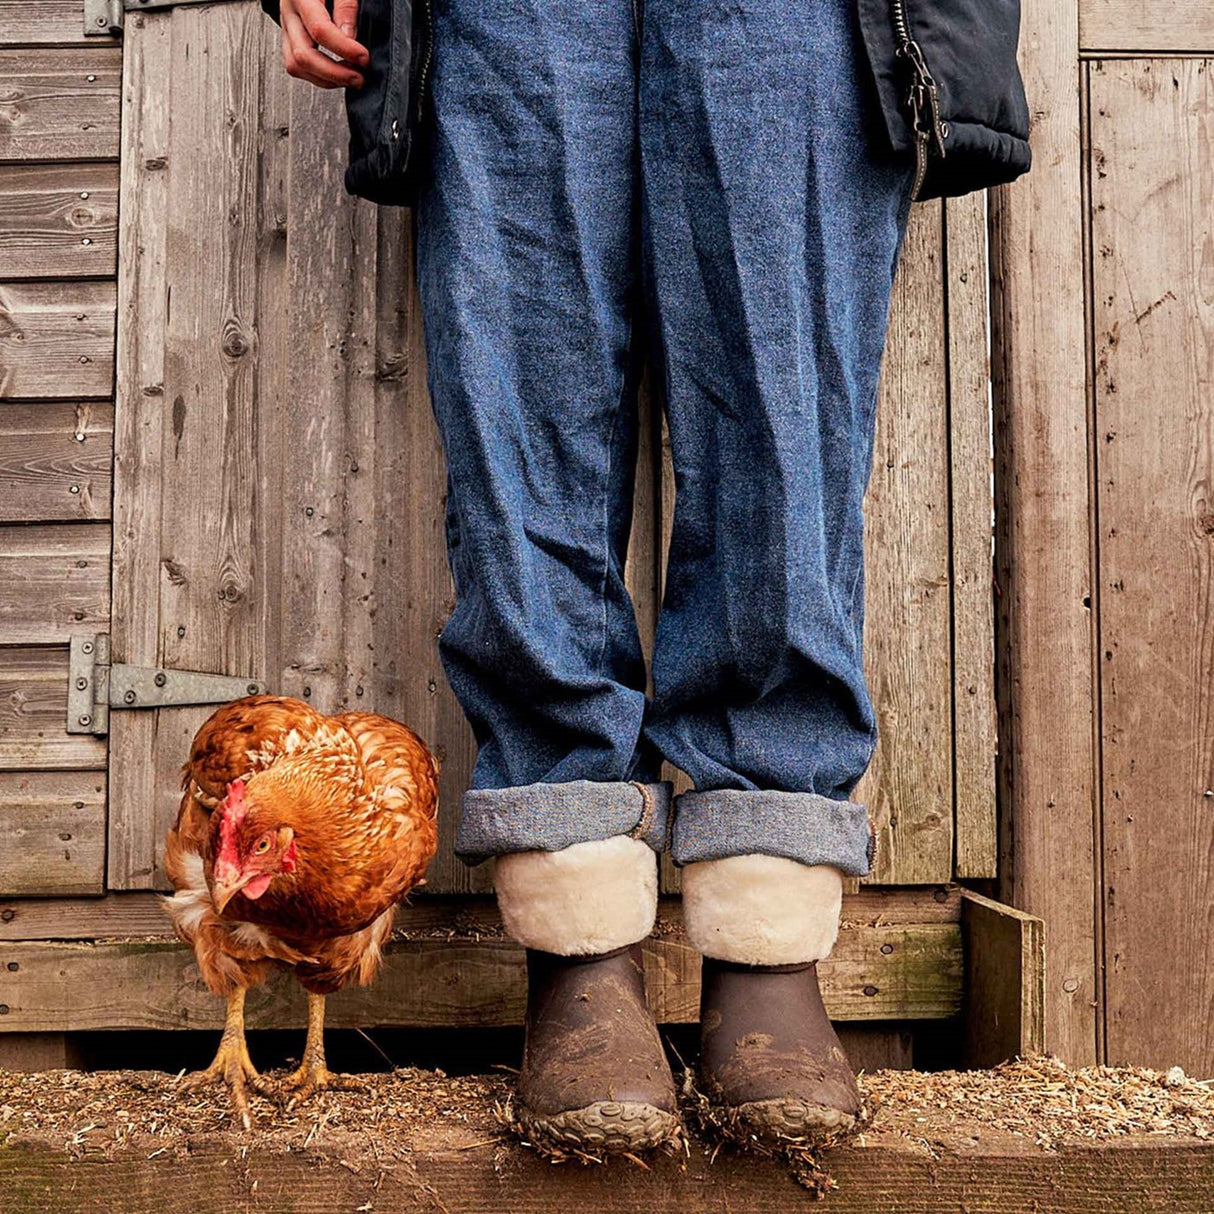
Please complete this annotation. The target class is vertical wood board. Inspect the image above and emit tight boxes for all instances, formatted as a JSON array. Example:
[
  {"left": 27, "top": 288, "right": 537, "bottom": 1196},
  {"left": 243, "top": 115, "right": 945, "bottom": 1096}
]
[
  {"left": 946, "top": 194, "right": 998, "bottom": 880},
  {"left": 857, "top": 201, "right": 955, "bottom": 885},
  {"left": 961, "top": 889, "right": 1045, "bottom": 1068},
  {"left": 1089, "top": 58, "right": 1214, "bottom": 1076},
  {"left": 990, "top": 0, "right": 1100, "bottom": 1063}
]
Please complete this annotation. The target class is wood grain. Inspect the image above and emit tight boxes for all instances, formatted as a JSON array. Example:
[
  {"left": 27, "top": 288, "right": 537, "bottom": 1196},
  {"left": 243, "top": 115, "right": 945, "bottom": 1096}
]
[
  {"left": 1079, "top": 0, "right": 1214, "bottom": 52},
  {"left": 961, "top": 889, "right": 1045, "bottom": 1068},
  {"left": 1089, "top": 58, "right": 1214, "bottom": 1076},
  {"left": 858, "top": 201, "right": 955, "bottom": 885},
  {"left": 0, "top": 646, "right": 108, "bottom": 770},
  {"left": 0, "top": 401, "right": 112, "bottom": 521},
  {"left": 0, "top": 281, "right": 115, "bottom": 400},
  {"left": 0, "top": 769, "right": 105, "bottom": 896},
  {"left": 3, "top": 1106, "right": 1213, "bottom": 1214},
  {"left": 0, "top": 523, "right": 110, "bottom": 643},
  {"left": 0, "top": 47, "right": 121, "bottom": 162},
  {"left": 0, "top": 0, "right": 100, "bottom": 47},
  {"left": 107, "top": 10, "right": 172, "bottom": 891},
  {"left": 989, "top": 0, "right": 1099, "bottom": 1063},
  {"left": 946, "top": 194, "right": 998, "bottom": 880},
  {"left": 0, "top": 885, "right": 963, "bottom": 941},
  {"left": 0, "top": 922, "right": 961, "bottom": 1031},
  {"left": 0, "top": 163, "right": 118, "bottom": 279}
]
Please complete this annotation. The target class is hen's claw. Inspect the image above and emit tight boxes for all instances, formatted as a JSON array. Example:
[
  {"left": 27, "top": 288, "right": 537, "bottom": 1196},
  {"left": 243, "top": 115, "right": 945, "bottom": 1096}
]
[
  {"left": 270, "top": 990, "right": 360, "bottom": 1110},
  {"left": 273, "top": 1062, "right": 364, "bottom": 1110},
  {"left": 176, "top": 988, "right": 268, "bottom": 1130}
]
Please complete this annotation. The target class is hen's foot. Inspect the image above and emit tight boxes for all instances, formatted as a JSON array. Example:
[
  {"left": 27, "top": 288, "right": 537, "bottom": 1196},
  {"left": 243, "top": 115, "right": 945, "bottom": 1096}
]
[
  {"left": 273, "top": 1061, "right": 364, "bottom": 1109},
  {"left": 177, "top": 1029, "right": 274, "bottom": 1130}
]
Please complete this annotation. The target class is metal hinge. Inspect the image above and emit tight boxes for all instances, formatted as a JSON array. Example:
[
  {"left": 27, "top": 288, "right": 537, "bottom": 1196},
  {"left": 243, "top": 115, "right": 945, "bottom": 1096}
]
[
  {"left": 85, "top": 0, "right": 245, "bottom": 38},
  {"left": 67, "top": 634, "right": 265, "bottom": 734}
]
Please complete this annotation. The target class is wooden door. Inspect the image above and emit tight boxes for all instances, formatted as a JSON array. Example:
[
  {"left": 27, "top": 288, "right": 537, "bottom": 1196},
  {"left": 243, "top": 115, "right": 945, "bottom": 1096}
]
[{"left": 3, "top": 0, "right": 997, "bottom": 904}]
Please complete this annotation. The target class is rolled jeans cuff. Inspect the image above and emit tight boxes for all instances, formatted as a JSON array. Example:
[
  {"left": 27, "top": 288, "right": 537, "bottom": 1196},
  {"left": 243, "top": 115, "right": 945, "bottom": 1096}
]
[
  {"left": 670, "top": 789, "right": 875, "bottom": 878},
  {"left": 455, "top": 779, "right": 672, "bottom": 865}
]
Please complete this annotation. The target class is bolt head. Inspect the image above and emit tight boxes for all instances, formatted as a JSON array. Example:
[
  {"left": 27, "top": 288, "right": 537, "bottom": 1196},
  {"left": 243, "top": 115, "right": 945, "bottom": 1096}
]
[{"left": 78, "top": 713, "right": 92, "bottom": 726}]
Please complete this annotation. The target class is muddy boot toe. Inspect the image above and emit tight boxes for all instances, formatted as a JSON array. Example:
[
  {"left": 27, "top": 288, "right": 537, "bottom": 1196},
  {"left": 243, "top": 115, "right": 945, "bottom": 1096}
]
[
  {"left": 516, "top": 943, "right": 681, "bottom": 1154},
  {"left": 699, "top": 957, "right": 862, "bottom": 1143}
]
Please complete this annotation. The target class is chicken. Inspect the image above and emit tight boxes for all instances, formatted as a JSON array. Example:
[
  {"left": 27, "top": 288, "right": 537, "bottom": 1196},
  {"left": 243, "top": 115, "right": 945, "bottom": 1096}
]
[{"left": 162, "top": 694, "right": 439, "bottom": 1127}]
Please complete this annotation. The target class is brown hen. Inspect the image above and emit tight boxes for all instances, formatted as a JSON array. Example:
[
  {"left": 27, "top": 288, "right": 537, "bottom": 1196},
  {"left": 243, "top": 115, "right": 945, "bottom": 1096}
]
[{"left": 163, "top": 694, "right": 439, "bottom": 1127}]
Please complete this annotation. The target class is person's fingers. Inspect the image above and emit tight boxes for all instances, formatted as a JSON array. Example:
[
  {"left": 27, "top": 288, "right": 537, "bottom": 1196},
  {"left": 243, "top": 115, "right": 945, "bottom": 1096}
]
[
  {"left": 282, "top": 5, "right": 364, "bottom": 87},
  {"left": 331, "top": 0, "right": 360, "bottom": 40},
  {"left": 296, "top": 0, "right": 369, "bottom": 65}
]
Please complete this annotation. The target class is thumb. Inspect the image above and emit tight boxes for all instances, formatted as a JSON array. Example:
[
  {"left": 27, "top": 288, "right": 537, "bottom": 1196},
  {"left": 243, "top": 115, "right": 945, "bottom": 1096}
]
[{"left": 332, "top": 0, "right": 358, "bottom": 37}]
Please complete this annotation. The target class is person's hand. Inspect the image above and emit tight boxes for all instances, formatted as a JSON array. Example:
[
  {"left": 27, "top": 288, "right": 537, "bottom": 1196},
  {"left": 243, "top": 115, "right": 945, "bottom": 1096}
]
[{"left": 280, "top": 0, "right": 369, "bottom": 89}]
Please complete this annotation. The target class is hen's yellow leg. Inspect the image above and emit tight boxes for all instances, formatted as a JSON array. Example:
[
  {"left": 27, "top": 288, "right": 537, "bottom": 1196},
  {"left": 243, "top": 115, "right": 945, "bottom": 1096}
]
[
  {"left": 275, "top": 991, "right": 363, "bottom": 1108},
  {"left": 178, "top": 988, "right": 273, "bottom": 1129}
]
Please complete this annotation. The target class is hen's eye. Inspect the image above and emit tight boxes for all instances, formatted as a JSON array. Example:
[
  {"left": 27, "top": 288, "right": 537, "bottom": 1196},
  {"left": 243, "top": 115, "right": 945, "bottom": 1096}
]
[{"left": 254, "top": 838, "right": 271, "bottom": 854}]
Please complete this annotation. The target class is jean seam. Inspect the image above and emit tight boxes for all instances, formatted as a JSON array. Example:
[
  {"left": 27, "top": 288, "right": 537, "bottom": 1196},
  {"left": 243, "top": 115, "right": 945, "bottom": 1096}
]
[{"left": 596, "top": 321, "right": 634, "bottom": 679}]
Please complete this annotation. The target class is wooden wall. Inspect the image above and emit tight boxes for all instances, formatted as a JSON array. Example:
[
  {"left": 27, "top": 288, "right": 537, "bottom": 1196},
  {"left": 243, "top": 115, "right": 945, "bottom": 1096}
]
[
  {"left": 993, "top": 2, "right": 1214, "bottom": 1073},
  {"left": 1, "top": 0, "right": 1004, "bottom": 1046},
  {"left": 0, "top": 5, "right": 116, "bottom": 899}
]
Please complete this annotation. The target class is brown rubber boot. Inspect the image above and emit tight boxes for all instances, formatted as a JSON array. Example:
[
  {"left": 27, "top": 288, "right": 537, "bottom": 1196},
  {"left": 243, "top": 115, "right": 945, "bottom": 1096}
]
[
  {"left": 699, "top": 957, "right": 862, "bottom": 1141},
  {"left": 514, "top": 943, "right": 681, "bottom": 1153}
]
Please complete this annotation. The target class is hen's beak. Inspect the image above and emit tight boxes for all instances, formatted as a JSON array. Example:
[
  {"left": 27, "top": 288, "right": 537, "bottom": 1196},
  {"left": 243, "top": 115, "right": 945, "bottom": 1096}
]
[{"left": 211, "top": 865, "right": 248, "bottom": 915}]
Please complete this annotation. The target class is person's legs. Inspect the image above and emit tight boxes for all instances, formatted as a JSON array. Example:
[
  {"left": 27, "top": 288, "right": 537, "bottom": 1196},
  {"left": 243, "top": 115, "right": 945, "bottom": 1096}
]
[
  {"left": 415, "top": 0, "right": 677, "bottom": 1151},
  {"left": 638, "top": 0, "right": 914, "bottom": 1133}
]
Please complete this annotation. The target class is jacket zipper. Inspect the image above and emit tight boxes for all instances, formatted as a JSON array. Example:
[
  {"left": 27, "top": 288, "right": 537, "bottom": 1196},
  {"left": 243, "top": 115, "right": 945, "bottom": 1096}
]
[
  {"left": 890, "top": 0, "right": 947, "bottom": 198},
  {"left": 414, "top": 0, "right": 435, "bottom": 122}
]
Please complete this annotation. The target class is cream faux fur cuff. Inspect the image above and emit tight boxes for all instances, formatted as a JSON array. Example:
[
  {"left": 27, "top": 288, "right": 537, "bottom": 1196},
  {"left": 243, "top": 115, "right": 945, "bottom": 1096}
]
[
  {"left": 682, "top": 855, "right": 843, "bottom": 965},
  {"left": 493, "top": 835, "right": 658, "bottom": 956}
]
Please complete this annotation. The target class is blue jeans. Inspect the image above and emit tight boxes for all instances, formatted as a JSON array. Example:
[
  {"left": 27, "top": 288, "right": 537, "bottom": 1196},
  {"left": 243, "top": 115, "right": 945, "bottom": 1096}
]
[{"left": 415, "top": 0, "right": 915, "bottom": 876}]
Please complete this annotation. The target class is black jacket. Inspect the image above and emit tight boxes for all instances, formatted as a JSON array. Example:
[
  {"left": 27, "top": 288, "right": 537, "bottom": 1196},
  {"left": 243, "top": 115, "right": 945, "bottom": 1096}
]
[{"left": 260, "top": 0, "right": 1030, "bottom": 205}]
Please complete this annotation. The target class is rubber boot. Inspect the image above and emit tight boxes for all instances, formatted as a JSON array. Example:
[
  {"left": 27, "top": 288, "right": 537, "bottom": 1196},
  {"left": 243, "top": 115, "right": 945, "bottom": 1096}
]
[
  {"left": 698, "top": 957, "right": 862, "bottom": 1141},
  {"left": 515, "top": 943, "right": 681, "bottom": 1153}
]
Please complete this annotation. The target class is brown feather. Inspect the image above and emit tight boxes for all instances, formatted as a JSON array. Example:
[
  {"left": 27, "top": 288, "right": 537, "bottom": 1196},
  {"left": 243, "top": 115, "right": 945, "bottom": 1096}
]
[{"left": 163, "top": 694, "right": 440, "bottom": 999}]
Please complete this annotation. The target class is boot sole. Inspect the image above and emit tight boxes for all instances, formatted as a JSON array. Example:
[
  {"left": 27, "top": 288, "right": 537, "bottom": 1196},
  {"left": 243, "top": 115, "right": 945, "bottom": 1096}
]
[
  {"left": 517, "top": 1100, "right": 682, "bottom": 1154},
  {"left": 726, "top": 1097, "right": 857, "bottom": 1142}
]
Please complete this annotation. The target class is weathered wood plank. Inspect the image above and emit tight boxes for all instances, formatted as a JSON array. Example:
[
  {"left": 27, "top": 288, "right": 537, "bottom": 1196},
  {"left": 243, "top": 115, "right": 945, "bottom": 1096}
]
[
  {"left": 0, "top": 0, "right": 100, "bottom": 47},
  {"left": 961, "top": 890, "right": 1045, "bottom": 1068},
  {"left": 0, "top": 647, "right": 108, "bottom": 770},
  {"left": 0, "top": 281, "right": 116, "bottom": 400},
  {"left": 107, "top": 10, "right": 172, "bottom": 891},
  {"left": 858, "top": 202, "right": 955, "bottom": 885},
  {"left": 0, "top": 47, "right": 121, "bottom": 162},
  {"left": 0, "top": 769, "right": 105, "bottom": 896},
  {"left": 989, "top": 0, "right": 1099, "bottom": 1063},
  {"left": 3, "top": 1078, "right": 1214, "bottom": 1214},
  {"left": 0, "top": 922, "right": 960, "bottom": 1030},
  {"left": 1090, "top": 59, "right": 1214, "bottom": 1077},
  {"left": 0, "top": 1034, "right": 72, "bottom": 1070},
  {"left": 0, "top": 884, "right": 962, "bottom": 939},
  {"left": 0, "top": 163, "right": 118, "bottom": 279},
  {"left": 0, "top": 525, "right": 110, "bottom": 643},
  {"left": 0, "top": 402, "right": 112, "bottom": 521},
  {"left": 946, "top": 194, "right": 998, "bottom": 879},
  {"left": 1080, "top": 0, "right": 1214, "bottom": 51}
]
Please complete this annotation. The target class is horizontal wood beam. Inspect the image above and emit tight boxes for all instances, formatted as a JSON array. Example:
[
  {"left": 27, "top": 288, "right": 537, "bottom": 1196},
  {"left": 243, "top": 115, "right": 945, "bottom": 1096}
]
[
  {"left": 1, "top": 1087, "right": 1211, "bottom": 1213},
  {"left": 0, "top": 887, "right": 962, "bottom": 940},
  {"left": 1079, "top": 0, "right": 1214, "bottom": 52},
  {"left": 0, "top": 920, "right": 963, "bottom": 1030}
]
